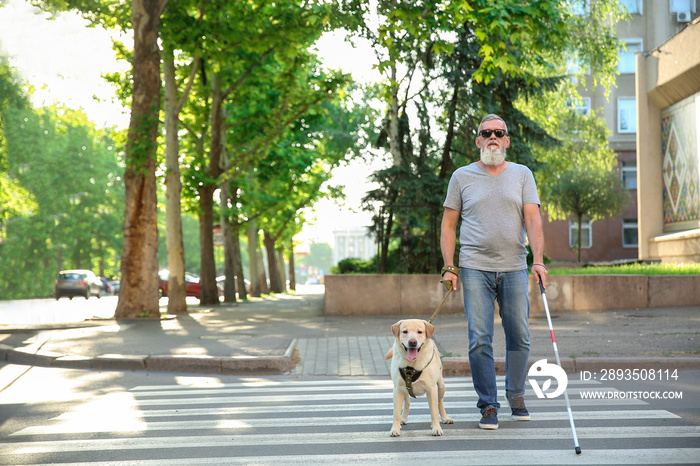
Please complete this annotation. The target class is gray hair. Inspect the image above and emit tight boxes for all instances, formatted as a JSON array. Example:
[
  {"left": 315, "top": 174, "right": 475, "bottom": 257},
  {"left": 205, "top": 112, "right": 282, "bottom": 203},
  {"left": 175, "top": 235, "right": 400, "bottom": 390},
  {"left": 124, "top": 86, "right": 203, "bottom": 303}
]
[{"left": 478, "top": 114, "right": 508, "bottom": 133}]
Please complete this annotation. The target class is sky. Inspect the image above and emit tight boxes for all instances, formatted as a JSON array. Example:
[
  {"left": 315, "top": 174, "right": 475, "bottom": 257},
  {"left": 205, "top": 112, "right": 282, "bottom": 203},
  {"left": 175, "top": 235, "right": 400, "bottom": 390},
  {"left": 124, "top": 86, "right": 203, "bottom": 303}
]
[{"left": 0, "top": 0, "right": 387, "bottom": 246}]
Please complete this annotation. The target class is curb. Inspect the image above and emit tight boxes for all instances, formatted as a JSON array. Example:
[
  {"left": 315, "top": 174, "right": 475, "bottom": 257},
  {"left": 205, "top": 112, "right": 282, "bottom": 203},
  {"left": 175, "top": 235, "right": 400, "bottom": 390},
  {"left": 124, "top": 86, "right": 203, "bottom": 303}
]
[
  {"left": 0, "top": 339, "right": 298, "bottom": 375},
  {"left": 3, "top": 342, "right": 698, "bottom": 377},
  {"left": 442, "top": 356, "right": 700, "bottom": 376}
]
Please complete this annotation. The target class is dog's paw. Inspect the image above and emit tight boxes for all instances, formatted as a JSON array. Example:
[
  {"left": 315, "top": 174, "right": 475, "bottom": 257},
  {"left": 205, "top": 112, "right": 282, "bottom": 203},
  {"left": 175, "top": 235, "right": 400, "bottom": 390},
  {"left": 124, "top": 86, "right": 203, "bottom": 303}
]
[
  {"left": 443, "top": 417, "right": 454, "bottom": 424},
  {"left": 431, "top": 426, "right": 444, "bottom": 436},
  {"left": 401, "top": 419, "right": 408, "bottom": 426},
  {"left": 390, "top": 428, "right": 401, "bottom": 437}
]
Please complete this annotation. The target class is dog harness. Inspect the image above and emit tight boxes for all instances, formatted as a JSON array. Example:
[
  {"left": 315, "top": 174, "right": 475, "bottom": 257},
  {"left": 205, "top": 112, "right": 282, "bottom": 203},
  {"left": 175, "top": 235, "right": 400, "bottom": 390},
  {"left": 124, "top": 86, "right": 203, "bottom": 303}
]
[{"left": 399, "top": 349, "right": 435, "bottom": 398}]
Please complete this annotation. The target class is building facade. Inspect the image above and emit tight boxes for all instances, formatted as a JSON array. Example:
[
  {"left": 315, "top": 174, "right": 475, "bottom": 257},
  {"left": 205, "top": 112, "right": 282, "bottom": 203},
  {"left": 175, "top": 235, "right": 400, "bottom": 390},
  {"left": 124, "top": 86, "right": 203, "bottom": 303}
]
[
  {"left": 541, "top": 0, "right": 699, "bottom": 263},
  {"left": 637, "top": 15, "right": 700, "bottom": 263},
  {"left": 332, "top": 226, "right": 377, "bottom": 265}
]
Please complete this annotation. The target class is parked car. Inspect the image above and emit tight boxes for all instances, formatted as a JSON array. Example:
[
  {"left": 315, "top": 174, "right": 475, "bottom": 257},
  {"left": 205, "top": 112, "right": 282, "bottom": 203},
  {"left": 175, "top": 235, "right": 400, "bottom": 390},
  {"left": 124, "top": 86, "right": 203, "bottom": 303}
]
[
  {"left": 110, "top": 279, "right": 120, "bottom": 295},
  {"left": 216, "top": 275, "right": 250, "bottom": 295},
  {"left": 99, "top": 277, "right": 114, "bottom": 294},
  {"left": 159, "top": 270, "right": 212, "bottom": 298},
  {"left": 55, "top": 270, "right": 102, "bottom": 300}
]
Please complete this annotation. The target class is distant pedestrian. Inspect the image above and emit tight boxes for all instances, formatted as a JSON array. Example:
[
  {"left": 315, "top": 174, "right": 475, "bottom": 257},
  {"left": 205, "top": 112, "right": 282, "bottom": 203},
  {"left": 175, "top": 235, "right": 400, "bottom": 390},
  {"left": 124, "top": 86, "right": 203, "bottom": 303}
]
[{"left": 440, "top": 114, "right": 548, "bottom": 430}]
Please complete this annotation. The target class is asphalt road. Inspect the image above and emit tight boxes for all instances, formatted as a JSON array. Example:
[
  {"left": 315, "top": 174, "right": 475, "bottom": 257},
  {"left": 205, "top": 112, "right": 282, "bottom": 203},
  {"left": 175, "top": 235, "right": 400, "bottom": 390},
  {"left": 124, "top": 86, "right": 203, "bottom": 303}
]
[{"left": 1, "top": 364, "right": 698, "bottom": 464}]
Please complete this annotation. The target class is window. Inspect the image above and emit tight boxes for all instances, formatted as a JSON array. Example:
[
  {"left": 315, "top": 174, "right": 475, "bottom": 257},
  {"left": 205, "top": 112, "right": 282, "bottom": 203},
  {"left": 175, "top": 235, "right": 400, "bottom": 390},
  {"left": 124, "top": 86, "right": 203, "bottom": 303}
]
[
  {"left": 670, "top": 0, "right": 696, "bottom": 13},
  {"left": 618, "top": 40, "right": 643, "bottom": 74},
  {"left": 567, "top": 97, "right": 591, "bottom": 116},
  {"left": 568, "top": 0, "right": 588, "bottom": 15},
  {"left": 618, "top": 98, "right": 637, "bottom": 133},
  {"left": 621, "top": 161, "right": 637, "bottom": 189},
  {"left": 620, "top": 0, "right": 641, "bottom": 13},
  {"left": 623, "top": 219, "right": 638, "bottom": 248},
  {"left": 566, "top": 54, "right": 589, "bottom": 82},
  {"left": 569, "top": 219, "right": 592, "bottom": 249}
]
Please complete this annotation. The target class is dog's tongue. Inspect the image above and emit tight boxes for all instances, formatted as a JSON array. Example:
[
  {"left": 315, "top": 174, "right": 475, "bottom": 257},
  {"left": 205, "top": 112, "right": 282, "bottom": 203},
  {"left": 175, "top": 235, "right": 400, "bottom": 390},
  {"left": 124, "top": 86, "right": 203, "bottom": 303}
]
[{"left": 407, "top": 347, "right": 419, "bottom": 362}]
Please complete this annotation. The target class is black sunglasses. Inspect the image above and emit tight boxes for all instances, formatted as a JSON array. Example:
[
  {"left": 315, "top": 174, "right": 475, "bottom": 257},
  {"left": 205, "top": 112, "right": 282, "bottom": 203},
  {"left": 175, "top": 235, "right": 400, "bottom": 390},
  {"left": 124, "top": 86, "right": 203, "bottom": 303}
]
[{"left": 479, "top": 129, "right": 508, "bottom": 138}]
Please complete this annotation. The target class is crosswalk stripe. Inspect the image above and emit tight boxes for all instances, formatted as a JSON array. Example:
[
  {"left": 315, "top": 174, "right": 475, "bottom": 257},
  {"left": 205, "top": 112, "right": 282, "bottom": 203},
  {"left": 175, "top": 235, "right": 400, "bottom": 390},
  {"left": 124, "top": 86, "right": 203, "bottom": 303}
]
[
  {"left": 118, "top": 388, "right": 635, "bottom": 407},
  {"left": 3, "top": 426, "right": 699, "bottom": 455},
  {"left": 13, "top": 410, "right": 680, "bottom": 436},
  {"left": 129, "top": 381, "right": 600, "bottom": 397},
  {"left": 128, "top": 377, "right": 600, "bottom": 392},
  {"left": 4, "top": 449, "right": 700, "bottom": 465},
  {"left": 53, "top": 397, "right": 647, "bottom": 420}
]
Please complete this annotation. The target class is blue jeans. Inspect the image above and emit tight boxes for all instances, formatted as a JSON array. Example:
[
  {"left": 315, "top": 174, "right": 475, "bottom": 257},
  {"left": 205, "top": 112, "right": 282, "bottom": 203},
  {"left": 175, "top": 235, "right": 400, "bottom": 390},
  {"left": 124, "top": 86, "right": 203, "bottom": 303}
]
[{"left": 460, "top": 267, "right": 530, "bottom": 412}]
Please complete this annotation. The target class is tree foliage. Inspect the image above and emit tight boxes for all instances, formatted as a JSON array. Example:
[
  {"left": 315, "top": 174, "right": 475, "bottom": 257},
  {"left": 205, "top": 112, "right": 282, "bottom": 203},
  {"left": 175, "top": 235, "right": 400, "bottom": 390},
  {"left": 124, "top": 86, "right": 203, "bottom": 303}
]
[
  {"left": 350, "top": 0, "right": 627, "bottom": 273},
  {"left": 1, "top": 0, "right": 634, "bottom": 304},
  {"left": 1, "top": 105, "right": 124, "bottom": 298},
  {"left": 0, "top": 56, "right": 34, "bottom": 231},
  {"left": 547, "top": 165, "right": 631, "bottom": 262}
]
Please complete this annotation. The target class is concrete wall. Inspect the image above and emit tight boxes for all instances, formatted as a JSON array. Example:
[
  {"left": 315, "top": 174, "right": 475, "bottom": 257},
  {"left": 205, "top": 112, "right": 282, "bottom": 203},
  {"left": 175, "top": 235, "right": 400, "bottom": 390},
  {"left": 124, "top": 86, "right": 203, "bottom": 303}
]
[{"left": 324, "top": 274, "right": 700, "bottom": 316}]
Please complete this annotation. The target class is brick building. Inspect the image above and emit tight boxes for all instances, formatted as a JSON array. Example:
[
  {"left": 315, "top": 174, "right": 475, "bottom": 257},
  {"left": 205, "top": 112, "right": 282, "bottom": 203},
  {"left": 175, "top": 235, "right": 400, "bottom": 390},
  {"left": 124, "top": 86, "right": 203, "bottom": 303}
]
[{"left": 541, "top": 0, "right": 699, "bottom": 263}]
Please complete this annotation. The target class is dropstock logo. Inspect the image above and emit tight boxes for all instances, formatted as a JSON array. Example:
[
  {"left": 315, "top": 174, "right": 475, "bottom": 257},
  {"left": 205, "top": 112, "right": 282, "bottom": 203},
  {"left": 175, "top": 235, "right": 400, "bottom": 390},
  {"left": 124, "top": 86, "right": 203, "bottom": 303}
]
[{"left": 528, "top": 359, "right": 568, "bottom": 399}]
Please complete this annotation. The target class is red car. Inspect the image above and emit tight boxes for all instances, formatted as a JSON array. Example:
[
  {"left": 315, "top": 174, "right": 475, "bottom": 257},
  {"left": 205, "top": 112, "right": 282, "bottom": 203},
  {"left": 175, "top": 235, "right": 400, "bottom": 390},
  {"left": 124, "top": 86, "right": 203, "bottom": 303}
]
[
  {"left": 158, "top": 271, "right": 223, "bottom": 298},
  {"left": 158, "top": 270, "right": 202, "bottom": 298}
]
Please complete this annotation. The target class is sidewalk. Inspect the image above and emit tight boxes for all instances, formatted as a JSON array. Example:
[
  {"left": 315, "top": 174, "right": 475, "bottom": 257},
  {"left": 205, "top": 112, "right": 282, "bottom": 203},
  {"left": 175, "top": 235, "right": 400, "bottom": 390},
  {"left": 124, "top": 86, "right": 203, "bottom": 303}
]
[{"left": 1, "top": 285, "right": 698, "bottom": 376}]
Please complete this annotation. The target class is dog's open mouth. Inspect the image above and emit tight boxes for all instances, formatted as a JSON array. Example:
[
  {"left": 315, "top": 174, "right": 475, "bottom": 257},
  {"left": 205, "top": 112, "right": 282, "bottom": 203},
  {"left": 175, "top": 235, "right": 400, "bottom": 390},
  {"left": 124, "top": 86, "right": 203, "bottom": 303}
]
[{"left": 404, "top": 342, "right": 421, "bottom": 362}]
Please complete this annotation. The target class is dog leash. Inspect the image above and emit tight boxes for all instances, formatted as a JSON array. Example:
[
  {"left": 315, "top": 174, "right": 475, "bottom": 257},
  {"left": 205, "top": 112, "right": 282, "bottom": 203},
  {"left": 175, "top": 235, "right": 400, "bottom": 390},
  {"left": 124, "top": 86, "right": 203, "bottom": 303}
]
[{"left": 428, "top": 279, "right": 454, "bottom": 325}]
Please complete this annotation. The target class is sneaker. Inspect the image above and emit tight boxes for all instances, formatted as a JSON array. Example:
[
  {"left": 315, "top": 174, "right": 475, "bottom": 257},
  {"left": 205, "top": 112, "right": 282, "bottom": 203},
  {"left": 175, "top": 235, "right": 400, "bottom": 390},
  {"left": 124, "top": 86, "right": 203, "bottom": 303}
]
[
  {"left": 479, "top": 407, "right": 499, "bottom": 430},
  {"left": 509, "top": 396, "right": 531, "bottom": 421}
]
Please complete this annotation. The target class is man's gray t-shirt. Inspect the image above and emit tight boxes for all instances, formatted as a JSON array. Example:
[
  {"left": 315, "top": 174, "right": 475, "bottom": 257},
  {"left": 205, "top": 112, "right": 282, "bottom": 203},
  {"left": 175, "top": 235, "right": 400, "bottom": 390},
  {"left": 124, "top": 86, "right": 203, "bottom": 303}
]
[{"left": 443, "top": 162, "right": 540, "bottom": 272}]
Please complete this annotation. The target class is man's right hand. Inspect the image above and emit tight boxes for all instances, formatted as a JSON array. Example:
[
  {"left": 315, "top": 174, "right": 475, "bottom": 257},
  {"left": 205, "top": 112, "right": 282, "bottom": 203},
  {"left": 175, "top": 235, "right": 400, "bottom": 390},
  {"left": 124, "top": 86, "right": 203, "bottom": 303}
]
[{"left": 443, "top": 270, "right": 459, "bottom": 291}]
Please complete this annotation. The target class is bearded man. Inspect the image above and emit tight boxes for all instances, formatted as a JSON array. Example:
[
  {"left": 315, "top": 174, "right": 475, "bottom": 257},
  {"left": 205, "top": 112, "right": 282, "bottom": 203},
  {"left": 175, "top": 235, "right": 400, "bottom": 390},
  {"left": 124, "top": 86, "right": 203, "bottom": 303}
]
[{"left": 440, "top": 114, "right": 548, "bottom": 430}]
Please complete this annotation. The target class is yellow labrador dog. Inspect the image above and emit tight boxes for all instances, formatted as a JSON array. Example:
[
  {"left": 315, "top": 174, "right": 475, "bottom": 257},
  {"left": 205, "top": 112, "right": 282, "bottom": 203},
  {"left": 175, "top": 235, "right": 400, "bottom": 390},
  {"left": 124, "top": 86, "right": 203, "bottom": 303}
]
[{"left": 385, "top": 319, "right": 453, "bottom": 436}]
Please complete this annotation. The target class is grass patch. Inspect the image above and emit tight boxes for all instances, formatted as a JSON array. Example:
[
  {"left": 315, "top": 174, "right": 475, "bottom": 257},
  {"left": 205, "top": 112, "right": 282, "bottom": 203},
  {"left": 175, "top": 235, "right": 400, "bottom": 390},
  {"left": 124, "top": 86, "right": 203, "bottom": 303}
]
[{"left": 548, "top": 263, "right": 700, "bottom": 276}]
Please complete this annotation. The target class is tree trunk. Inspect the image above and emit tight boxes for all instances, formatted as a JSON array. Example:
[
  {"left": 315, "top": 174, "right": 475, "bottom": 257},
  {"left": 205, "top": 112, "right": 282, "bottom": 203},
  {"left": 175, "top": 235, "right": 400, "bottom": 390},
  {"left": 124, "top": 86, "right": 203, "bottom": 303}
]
[
  {"left": 577, "top": 213, "right": 583, "bottom": 263},
  {"left": 263, "top": 231, "right": 283, "bottom": 293},
  {"left": 220, "top": 182, "right": 237, "bottom": 303},
  {"left": 276, "top": 248, "right": 286, "bottom": 292},
  {"left": 381, "top": 210, "right": 394, "bottom": 274},
  {"left": 257, "top": 247, "right": 269, "bottom": 294},
  {"left": 163, "top": 45, "right": 187, "bottom": 314},
  {"left": 198, "top": 182, "right": 218, "bottom": 304},
  {"left": 439, "top": 84, "right": 460, "bottom": 180},
  {"left": 288, "top": 239, "right": 296, "bottom": 292},
  {"left": 232, "top": 221, "right": 247, "bottom": 300},
  {"left": 199, "top": 73, "right": 225, "bottom": 305},
  {"left": 115, "top": 0, "right": 167, "bottom": 319},
  {"left": 247, "top": 222, "right": 260, "bottom": 297},
  {"left": 388, "top": 64, "right": 402, "bottom": 167}
]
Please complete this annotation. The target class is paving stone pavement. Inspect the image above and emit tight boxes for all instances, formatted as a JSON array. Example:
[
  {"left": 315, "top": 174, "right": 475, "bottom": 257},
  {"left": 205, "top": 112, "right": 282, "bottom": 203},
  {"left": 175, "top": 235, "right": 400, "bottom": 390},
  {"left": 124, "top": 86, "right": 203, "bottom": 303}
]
[{"left": 291, "top": 336, "right": 394, "bottom": 376}]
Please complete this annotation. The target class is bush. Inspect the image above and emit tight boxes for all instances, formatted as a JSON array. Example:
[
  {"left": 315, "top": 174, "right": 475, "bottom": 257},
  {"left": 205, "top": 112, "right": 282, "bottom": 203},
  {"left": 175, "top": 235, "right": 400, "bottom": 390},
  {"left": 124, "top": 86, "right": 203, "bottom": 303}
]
[
  {"left": 332, "top": 258, "right": 375, "bottom": 274},
  {"left": 526, "top": 245, "right": 550, "bottom": 267}
]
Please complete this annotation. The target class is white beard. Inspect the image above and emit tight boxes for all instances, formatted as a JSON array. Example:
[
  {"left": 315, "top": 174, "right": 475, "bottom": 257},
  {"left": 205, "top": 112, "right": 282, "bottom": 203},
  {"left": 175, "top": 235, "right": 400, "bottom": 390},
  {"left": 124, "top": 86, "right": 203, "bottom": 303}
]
[{"left": 480, "top": 145, "right": 506, "bottom": 166}]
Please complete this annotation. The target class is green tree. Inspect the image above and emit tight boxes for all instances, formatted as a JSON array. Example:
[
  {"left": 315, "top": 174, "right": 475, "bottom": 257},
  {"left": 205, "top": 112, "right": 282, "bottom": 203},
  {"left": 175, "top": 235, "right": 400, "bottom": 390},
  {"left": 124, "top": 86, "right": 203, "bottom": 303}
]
[
  {"left": 340, "top": 0, "right": 468, "bottom": 168},
  {"left": 239, "top": 78, "right": 365, "bottom": 293},
  {"left": 1, "top": 106, "right": 124, "bottom": 298},
  {"left": 296, "top": 242, "right": 333, "bottom": 278},
  {"left": 0, "top": 56, "right": 34, "bottom": 239},
  {"left": 349, "top": 0, "right": 626, "bottom": 273},
  {"left": 35, "top": 0, "right": 168, "bottom": 317},
  {"left": 547, "top": 165, "right": 631, "bottom": 263},
  {"left": 160, "top": 0, "right": 202, "bottom": 313}
]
